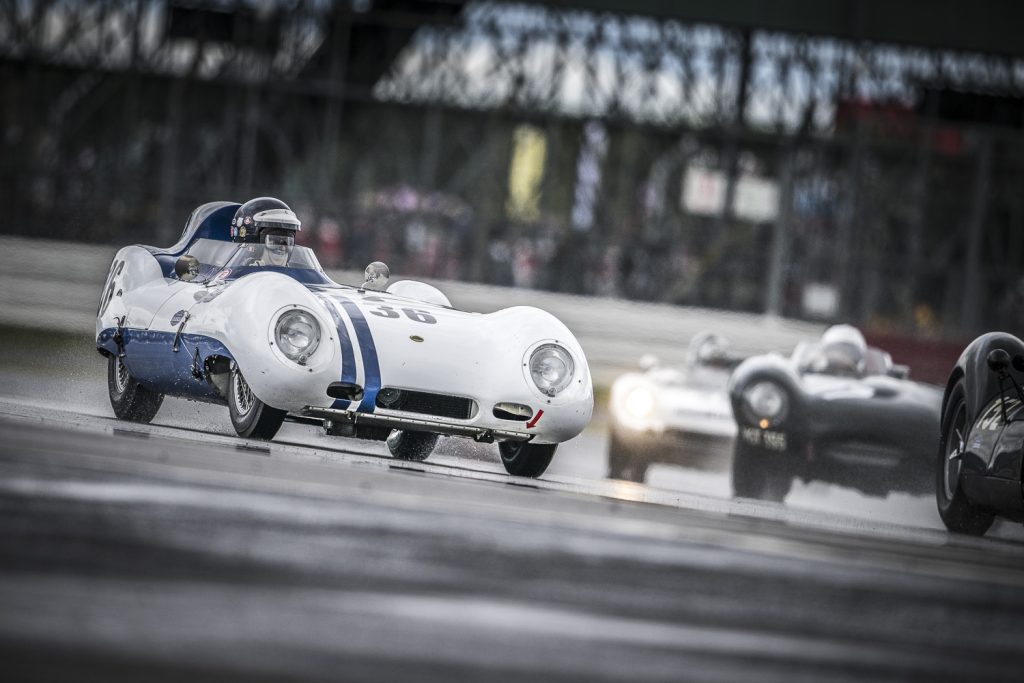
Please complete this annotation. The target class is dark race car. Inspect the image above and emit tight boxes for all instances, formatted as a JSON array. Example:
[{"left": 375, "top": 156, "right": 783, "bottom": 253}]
[
  {"left": 727, "top": 325, "right": 942, "bottom": 502},
  {"left": 937, "top": 332, "right": 1024, "bottom": 536}
]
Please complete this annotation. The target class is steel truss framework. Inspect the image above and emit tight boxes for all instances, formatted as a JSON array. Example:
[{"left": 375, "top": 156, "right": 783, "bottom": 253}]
[{"left": 3, "top": 0, "right": 1024, "bottom": 336}]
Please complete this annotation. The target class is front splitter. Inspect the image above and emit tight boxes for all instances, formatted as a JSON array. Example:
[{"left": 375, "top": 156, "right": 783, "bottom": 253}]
[{"left": 301, "top": 406, "right": 533, "bottom": 444}]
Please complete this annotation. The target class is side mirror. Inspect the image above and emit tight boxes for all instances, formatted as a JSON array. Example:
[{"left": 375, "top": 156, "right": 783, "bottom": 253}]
[
  {"left": 361, "top": 261, "right": 390, "bottom": 290},
  {"left": 887, "top": 364, "right": 910, "bottom": 380},
  {"left": 639, "top": 354, "right": 659, "bottom": 371},
  {"left": 175, "top": 254, "right": 200, "bottom": 282},
  {"left": 987, "top": 348, "right": 1011, "bottom": 374}
]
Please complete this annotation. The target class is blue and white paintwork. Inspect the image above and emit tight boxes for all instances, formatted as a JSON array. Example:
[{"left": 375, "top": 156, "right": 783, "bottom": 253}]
[{"left": 96, "top": 202, "right": 593, "bottom": 446}]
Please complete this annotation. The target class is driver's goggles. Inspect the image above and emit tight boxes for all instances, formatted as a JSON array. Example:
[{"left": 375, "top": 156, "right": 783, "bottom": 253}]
[{"left": 264, "top": 234, "right": 294, "bottom": 253}]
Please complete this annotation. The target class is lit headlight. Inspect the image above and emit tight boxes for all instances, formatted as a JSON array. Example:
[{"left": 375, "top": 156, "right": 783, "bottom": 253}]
[
  {"left": 529, "top": 344, "right": 575, "bottom": 397},
  {"left": 624, "top": 387, "right": 655, "bottom": 419},
  {"left": 742, "top": 381, "right": 788, "bottom": 422},
  {"left": 275, "top": 310, "right": 321, "bottom": 364}
]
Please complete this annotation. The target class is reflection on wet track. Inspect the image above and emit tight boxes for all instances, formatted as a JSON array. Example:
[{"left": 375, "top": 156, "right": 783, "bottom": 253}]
[{"left": 2, "top": 354, "right": 1024, "bottom": 680}]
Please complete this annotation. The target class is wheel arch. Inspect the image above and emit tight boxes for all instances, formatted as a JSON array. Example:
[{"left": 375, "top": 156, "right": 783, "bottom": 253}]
[
  {"left": 189, "top": 272, "right": 337, "bottom": 410},
  {"left": 203, "top": 353, "right": 233, "bottom": 400},
  {"left": 940, "top": 366, "right": 964, "bottom": 431},
  {"left": 953, "top": 332, "right": 1024, "bottom": 426},
  {"left": 727, "top": 355, "right": 804, "bottom": 425}
]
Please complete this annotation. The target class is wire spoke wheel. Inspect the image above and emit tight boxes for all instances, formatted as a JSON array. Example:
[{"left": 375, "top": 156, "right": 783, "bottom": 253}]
[
  {"left": 227, "top": 366, "right": 286, "bottom": 441},
  {"left": 232, "top": 369, "right": 256, "bottom": 417},
  {"left": 113, "top": 356, "right": 130, "bottom": 393},
  {"left": 107, "top": 354, "right": 163, "bottom": 424}
]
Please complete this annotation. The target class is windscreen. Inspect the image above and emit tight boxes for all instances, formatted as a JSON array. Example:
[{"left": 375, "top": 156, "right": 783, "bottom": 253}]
[
  {"left": 794, "top": 342, "right": 887, "bottom": 378},
  {"left": 185, "top": 238, "right": 329, "bottom": 283},
  {"left": 223, "top": 241, "right": 322, "bottom": 271}
]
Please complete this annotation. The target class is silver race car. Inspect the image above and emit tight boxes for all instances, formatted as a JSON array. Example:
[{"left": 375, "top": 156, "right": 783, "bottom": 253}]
[{"left": 607, "top": 333, "right": 742, "bottom": 482}]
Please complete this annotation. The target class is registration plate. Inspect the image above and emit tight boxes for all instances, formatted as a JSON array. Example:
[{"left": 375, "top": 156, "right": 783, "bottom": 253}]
[{"left": 741, "top": 427, "right": 788, "bottom": 451}]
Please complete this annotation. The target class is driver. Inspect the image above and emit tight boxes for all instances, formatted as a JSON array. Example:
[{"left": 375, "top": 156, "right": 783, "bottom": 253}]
[
  {"left": 230, "top": 197, "right": 301, "bottom": 267},
  {"left": 260, "top": 230, "right": 294, "bottom": 267},
  {"left": 817, "top": 324, "right": 867, "bottom": 377},
  {"left": 686, "top": 332, "right": 731, "bottom": 369}
]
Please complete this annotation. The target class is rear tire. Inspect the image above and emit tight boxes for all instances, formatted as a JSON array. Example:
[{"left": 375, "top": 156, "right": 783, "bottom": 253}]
[
  {"left": 228, "top": 367, "right": 286, "bottom": 440},
  {"left": 731, "top": 439, "right": 792, "bottom": 502},
  {"left": 936, "top": 379, "right": 994, "bottom": 536},
  {"left": 107, "top": 355, "right": 163, "bottom": 423},
  {"left": 499, "top": 441, "right": 556, "bottom": 478},
  {"left": 387, "top": 430, "right": 439, "bottom": 461}
]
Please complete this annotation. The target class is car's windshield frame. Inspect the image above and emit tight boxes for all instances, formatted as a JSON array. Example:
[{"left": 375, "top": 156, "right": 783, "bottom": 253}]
[
  {"left": 184, "top": 238, "right": 331, "bottom": 284},
  {"left": 793, "top": 342, "right": 892, "bottom": 378}
]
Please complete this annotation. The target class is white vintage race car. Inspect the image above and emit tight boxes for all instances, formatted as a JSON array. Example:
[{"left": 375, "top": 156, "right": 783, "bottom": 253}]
[
  {"left": 95, "top": 201, "right": 593, "bottom": 477},
  {"left": 607, "top": 333, "right": 741, "bottom": 482}
]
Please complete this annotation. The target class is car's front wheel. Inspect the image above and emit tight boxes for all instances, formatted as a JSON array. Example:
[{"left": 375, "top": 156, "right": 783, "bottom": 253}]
[
  {"left": 936, "top": 379, "right": 994, "bottom": 536},
  {"left": 387, "top": 430, "right": 439, "bottom": 461},
  {"left": 228, "top": 367, "right": 286, "bottom": 440},
  {"left": 107, "top": 354, "right": 163, "bottom": 423},
  {"left": 607, "top": 429, "right": 648, "bottom": 483},
  {"left": 499, "top": 441, "right": 556, "bottom": 478},
  {"left": 731, "top": 439, "right": 792, "bottom": 502}
]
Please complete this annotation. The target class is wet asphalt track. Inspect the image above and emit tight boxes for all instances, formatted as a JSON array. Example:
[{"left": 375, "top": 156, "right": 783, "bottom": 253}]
[{"left": 3, "top": 374, "right": 1024, "bottom": 680}]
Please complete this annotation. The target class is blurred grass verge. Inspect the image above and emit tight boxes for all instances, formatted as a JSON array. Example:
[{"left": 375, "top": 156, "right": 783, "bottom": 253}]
[{"left": 0, "top": 325, "right": 98, "bottom": 374}]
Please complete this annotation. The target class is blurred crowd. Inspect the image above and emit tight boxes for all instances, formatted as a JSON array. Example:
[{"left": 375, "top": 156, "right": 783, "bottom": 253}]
[
  {"left": 296, "top": 185, "right": 769, "bottom": 311},
  {"left": 301, "top": 211, "right": 710, "bottom": 305}
]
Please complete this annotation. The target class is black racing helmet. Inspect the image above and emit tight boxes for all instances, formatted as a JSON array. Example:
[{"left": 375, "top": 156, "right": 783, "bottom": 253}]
[{"left": 230, "top": 197, "right": 301, "bottom": 243}]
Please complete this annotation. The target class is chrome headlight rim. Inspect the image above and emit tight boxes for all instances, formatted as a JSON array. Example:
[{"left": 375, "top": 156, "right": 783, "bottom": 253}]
[
  {"left": 741, "top": 380, "right": 789, "bottom": 426},
  {"left": 274, "top": 308, "right": 322, "bottom": 365},
  {"left": 527, "top": 343, "right": 576, "bottom": 398}
]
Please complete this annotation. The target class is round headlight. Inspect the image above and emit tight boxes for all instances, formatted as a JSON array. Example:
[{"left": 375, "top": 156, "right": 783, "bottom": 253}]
[
  {"left": 742, "top": 381, "right": 788, "bottom": 421},
  {"left": 529, "top": 344, "right": 575, "bottom": 397},
  {"left": 624, "top": 387, "right": 655, "bottom": 419},
  {"left": 275, "top": 310, "right": 321, "bottom": 364}
]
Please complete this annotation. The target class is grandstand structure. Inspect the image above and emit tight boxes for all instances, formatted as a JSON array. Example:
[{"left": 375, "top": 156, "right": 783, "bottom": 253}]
[{"left": 3, "top": 0, "right": 1024, "bottom": 336}]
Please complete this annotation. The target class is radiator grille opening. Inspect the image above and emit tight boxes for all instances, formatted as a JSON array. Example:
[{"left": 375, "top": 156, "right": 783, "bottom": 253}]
[{"left": 375, "top": 388, "right": 476, "bottom": 420}]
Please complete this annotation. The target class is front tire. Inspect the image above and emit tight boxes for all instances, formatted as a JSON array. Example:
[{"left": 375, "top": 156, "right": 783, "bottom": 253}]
[
  {"left": 936, "top": 379, "right": 994, "bottom": 536},
  {"left": 731, "top": 439, "right": 793, "bottom": 502},
  {"left": 228, "top": 367, "right": 286, "bottom": 440},
  {"left": 499, "top": 441, "right": 556, "bottom": 478},
  {"left": 107, "top": 355, "right": 163, "bottom": 423},
  {"left": 607, "top": 429, "right": 647, "bottom": 483},
  {"left": 387, "top": 430, "right": 439, "bottom": 461}
]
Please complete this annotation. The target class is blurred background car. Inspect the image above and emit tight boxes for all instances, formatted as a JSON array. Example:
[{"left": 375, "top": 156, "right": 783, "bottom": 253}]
[
  {"left": 728, "top": 325, "right": 942, "bottom": 502},
  {"left": 607, "top": 332, "right": 743, "bottom": 483}
]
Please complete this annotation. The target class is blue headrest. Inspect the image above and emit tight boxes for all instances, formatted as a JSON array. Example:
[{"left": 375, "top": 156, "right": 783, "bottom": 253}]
[
  {"left": 190, "top": 202, "right": 239, "bottom": 245},
  {"left": 149, "top": 201, "right": 241, "bottom": 258}
]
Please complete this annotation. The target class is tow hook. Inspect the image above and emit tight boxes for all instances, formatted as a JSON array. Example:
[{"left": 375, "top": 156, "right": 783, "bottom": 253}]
[{"left": 472, "top": 429, "right": 495, "bottom": 443}]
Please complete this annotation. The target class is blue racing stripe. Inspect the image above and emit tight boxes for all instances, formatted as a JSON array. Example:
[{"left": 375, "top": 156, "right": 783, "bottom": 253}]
[
  {"left": 335, "top": 296, "right": 381, "bottom": 413},
  {"left": 315, "top": 293, "right": 357, "bottom": 410}
]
